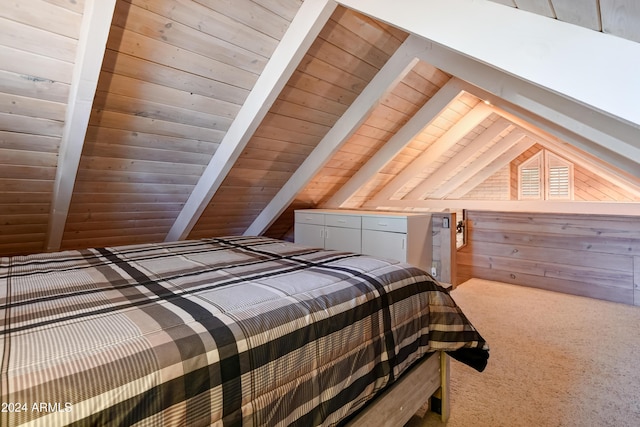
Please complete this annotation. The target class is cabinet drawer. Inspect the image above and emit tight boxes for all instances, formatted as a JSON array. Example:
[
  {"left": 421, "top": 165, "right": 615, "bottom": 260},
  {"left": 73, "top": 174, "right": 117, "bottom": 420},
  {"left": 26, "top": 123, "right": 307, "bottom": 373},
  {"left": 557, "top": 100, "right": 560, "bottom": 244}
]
[
  {"left": 295, "top": 211, "right": 324, "bottom": 226},
  {"left": 362, "top": 216, "right": 407, "bottom": 233},
  {"left": 325, "top": 214, "right": 361, "bottom": 229}
]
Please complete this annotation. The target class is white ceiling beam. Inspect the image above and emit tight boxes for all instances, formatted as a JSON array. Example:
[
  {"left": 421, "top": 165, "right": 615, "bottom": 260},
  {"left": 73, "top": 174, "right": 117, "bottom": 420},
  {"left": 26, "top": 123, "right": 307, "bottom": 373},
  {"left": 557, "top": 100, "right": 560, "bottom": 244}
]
[
  {"left": 432, "top": 79, "right": 640, "bottom": 199},
  {"left": 366, "top": 129, "right": 528, "bottom": 208},
  {"left": 533, "top": 137, "right": 640, "bottom": 198},
  {"left": 487, "top": 115, "right": 640, "bottom": 196},
  {"left": 403, "top": 117, "right": 513, "bottom": 200},
  {"left": 45, "top": 0, "right": 117, "bottom": 252},
  {"left": 368, "top": 102, "right": 493, "bottom": 203},
  {"left": 466, "top": 93, "right": 640, "bottom": 196},
  {"left": 164, "top": 0, "right": 338, "bottom": 242},
  {"left": 447, "top": 135, "right": 535, "bottom": 199},
  {"left": 323, "top": 77, "right": 466, "bottom": 208},
  {"left": 335, "top": 0, "right": 640, "bottom": 177},
  {"left": 419, "top": 36, "right": 640, "bottom": 179},
  {"left": 244, "top": 36, "right": 430, "bottom": 236},
  {"left": 373, "top": 199, "right": 640, "bottom": 216}
]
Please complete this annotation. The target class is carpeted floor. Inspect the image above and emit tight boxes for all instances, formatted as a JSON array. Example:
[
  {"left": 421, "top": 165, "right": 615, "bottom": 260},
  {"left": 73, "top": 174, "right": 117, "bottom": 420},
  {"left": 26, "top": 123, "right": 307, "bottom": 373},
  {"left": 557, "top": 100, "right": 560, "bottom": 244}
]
[{"left": 408, "top": 278, "right": 640, "bottom": 427}]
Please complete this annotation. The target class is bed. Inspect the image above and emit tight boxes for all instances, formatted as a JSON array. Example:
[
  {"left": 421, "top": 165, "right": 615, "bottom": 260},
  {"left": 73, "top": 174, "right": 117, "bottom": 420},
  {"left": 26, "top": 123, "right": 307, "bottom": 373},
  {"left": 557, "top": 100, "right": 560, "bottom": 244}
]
[{"left": 0, "top": 235, "right": 488, "bottom": 426}]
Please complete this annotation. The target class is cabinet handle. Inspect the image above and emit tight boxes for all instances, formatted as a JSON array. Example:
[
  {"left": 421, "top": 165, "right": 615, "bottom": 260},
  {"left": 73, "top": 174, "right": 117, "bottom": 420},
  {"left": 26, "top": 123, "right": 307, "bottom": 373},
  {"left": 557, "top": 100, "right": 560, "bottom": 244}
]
[{"left": 378, "top": 222, "right": 388, "bottom": 226}]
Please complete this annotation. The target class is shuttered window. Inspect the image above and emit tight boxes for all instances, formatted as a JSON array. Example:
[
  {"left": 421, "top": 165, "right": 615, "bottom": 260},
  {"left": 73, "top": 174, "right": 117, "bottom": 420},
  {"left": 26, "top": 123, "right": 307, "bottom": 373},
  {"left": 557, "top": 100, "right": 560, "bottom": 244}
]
[
  {"left": 546, "top": 152, "right": 572, "bottom": 199},
  {"left": 518, "top": 152, "right": 542, "bottom": 199},
  {"left": 520, "top": 167, "right": 541, "bottom": 198},
  {"left": 518, "top": 150, "right": 573, "bottom": 200}
]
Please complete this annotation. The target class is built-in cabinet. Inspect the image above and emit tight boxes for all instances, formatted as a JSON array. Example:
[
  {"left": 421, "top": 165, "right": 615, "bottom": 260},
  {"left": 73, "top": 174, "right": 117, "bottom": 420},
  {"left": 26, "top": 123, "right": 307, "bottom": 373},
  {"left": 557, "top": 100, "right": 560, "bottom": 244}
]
[
  {"left": 294, "top": 210, "right": 362, "bottom": 253},
  {"left": 294, "top": 209, "right": 432, "bottom": 271}
]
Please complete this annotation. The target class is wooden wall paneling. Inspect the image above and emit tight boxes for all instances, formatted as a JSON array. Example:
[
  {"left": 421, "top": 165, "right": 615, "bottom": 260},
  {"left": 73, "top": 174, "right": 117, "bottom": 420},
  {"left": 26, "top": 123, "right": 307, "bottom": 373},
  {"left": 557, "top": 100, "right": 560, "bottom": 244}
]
[
  {"left": 119, "top": 1, "right": 268, "bottom": 76},
  {"left": 244, "top": 38, "right": 426, "bottom": 235},
  {"left": 445, "top": 134, "right": 533, "bottom": 199},
  {"left": 43, "top": 0, "right": 85, "bottom": 14},
  {"left": 0, "top": 17, "right": 77, "bottom": 65},
  {"left": 0, "top": 70, "right": 70, "bottom": 105},
  {"left": 285, "top": 69, "right": 359, "bottom": 107},
  {"left": 96, "top": 72, "right": 241, "bottom": 122},
  {"left": 490, "top": 0, "right": 517, "bottom": 6},
  {"left": 3, "top": 0, "right": 82, "bottom": 39},
  {"left": 457, "top": 211, "right": 640, "bottom": 304},
  {"left": 46, "top": 0, "right": 118, "bottom": 252},
  {"left": 195, "top": 0, "right": 293, "bottom": 40},
  {"left": 329, "top": 77, "right": 465, "bottom": 209},
  {"left": 92, "top": 92, "right": 233, "bottom": 132},
  {"left": 461, "top": 165, "right": 511, "bottom": 200},
  {"left": 101, "top": 50, "right": 249, "bottom": 106},
  {"left": 0, "top": 92, "right": 67, "bottom": 123},
  {"left": 89, "top": 108, "right": 225, "bottom": 142},
  {"left": 0, "top": 0, "right": 86, "bottom": 256},
  {"left": 465, "top": 211, "right": 640, "bottom": 239},
  {"left": 573, "top": 166, "right": 639, "bottom": 202},
  {"left": 0, "top": 109, "right": 65, "bottom": 138},
  {"left": 574, "top": 168, "right": 617, "bottom": 201},
  {"left": 513, "top": 0, "right": 556, "bottom": 17},
  {"left": 600, "top": 0, "right": 640, "bottom": 42},
  {"left": 551, "top": 0, "right": 601, "bottom": 30},
  {"left": 275, "top": 84, "right": 348, "bottom": 118},
  {"left": 165, "top": 0, "right": 330, "bottom": 241},
  {"left": 330, "top": 7, "right": 406, "bottom": 58},
  {"left": 0, "top": 51, "right": 71, "bottom": 100},
  {"left": 369, "top": 101, "right": 490, "bottom": 203},
  {"left": 128, "top": 0, "right": 280, "bottom": 57},
  {"left": 192, "top": 7, "right": 404, "bottom": 238},
  {"left": 312, "top": 21, "right": 379, "bottom": 81},
  {"left": 635, "top": 256, "right": 640, "bottom": 306},
  {"left": 296, "top": 54, "right": 370, "bottom": 96},
  {"left": 252, "top": 0, "right": 302, "bottom": 21},
  {"left": 409, "top": 117, "right": 511, "bottom": 200},
  {"left": 297, "top": 98, "right": 414, "bottom": 207},
  {"left": 269, "top": 98, "right": 341, "bottom": 127},
  {"left": 458, "top": 262, "right": 633, "bottom": 303},
  {"left": 108, "top": 28, "right": 257, "bottom": 91},
  {"left": 244, "top": 137, "right": 316, "bottom": 159},
  {"left": 81, "top": 140, "right": 213, "bottom": 167},
  {"left": 405, "top": 115, "right": 498, "bottom": 199},
  {"left": 341, "top": 2, "right": 640, "bottom": 178}
]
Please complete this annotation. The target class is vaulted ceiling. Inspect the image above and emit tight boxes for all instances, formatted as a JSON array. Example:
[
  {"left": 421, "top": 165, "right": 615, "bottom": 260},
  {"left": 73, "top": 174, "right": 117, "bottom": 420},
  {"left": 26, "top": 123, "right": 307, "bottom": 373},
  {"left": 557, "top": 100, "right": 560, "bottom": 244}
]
[{"left": 1, "top": 0, "right": 639, "bottom": 256}]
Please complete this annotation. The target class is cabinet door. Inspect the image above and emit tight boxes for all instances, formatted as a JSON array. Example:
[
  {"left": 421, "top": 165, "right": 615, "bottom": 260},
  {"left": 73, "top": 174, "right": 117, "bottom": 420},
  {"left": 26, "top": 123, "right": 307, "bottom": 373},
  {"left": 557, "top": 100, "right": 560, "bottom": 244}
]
[
  {"left": 325, "top": 226, "right": 361, "bottom": 253},
  {"left": 294, "top": 223, "right": 325, "bottom": 248},
  {"left": 361, "top": 229, "right": 407, "bottom": 263}
]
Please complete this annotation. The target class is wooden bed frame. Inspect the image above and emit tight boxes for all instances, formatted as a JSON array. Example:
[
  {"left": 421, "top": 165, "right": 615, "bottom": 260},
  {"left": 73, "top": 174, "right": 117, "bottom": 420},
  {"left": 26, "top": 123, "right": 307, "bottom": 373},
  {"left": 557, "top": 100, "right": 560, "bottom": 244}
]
[{"left": 346, "top": 351, "right": 450, "bottom": 426}]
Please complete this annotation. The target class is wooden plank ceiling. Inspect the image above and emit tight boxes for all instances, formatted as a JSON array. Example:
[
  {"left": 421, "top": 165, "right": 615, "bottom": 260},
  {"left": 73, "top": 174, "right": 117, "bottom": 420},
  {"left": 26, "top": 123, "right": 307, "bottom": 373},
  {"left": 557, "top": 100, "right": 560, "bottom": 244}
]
[
  {"left": 1, "top": 0, "right": 639, "bottom": 256},
  {"left": 488, "top": 0, "right": 640, "bottom": 43}
]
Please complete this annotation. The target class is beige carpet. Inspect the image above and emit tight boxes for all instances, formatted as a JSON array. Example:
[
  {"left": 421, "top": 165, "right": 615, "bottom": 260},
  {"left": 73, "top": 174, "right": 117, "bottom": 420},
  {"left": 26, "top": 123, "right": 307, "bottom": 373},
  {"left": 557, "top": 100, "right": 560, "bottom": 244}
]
[{"left": 408, "top": 278, "right": 640, "bottom": 427}]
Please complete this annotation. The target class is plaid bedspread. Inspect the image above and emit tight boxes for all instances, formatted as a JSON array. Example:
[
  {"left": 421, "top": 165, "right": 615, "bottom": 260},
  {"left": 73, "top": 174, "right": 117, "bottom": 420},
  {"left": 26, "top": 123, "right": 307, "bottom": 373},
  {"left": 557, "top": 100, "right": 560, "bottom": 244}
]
[{"left": 0, "top": 236, "right": 488, "bottom": 426}]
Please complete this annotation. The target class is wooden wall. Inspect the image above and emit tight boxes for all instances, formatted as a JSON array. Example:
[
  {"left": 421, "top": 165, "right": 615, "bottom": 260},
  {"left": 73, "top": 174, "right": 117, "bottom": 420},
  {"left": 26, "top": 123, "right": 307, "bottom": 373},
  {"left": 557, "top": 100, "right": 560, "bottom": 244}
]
[
  {"left": 458, "top": 210, "right": 640, "bottom": 305},
  {"left": 61, "top": 0, "right": 301, "bottom": 249},
  {"left": 0, "top": 0, "right": 84, "bottom": 255},
  {"left": 189, "top": 7, "right": 407, "bottom": 239}
]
